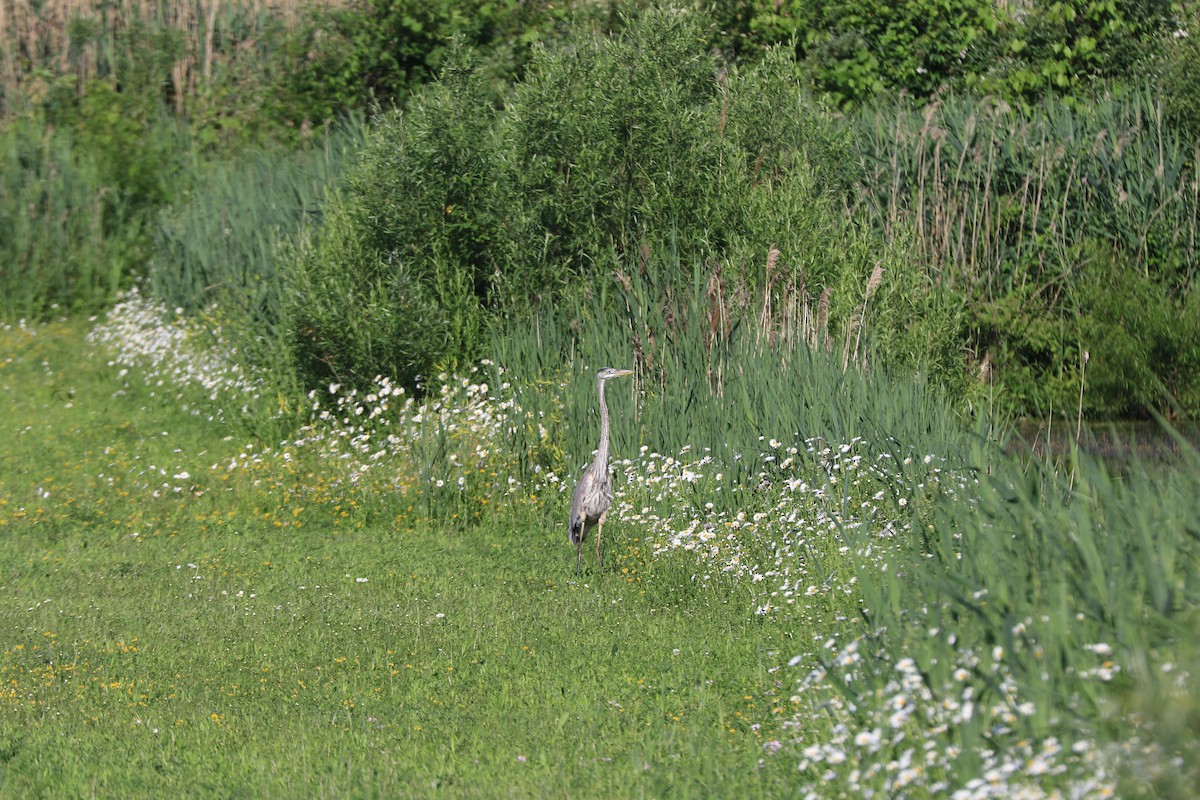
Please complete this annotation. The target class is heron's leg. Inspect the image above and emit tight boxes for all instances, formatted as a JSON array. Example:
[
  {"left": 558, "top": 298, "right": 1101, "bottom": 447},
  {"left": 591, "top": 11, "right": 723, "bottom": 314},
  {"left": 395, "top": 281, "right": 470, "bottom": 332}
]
[{"left": 596, "top": 511, "right": 607, "bottom": 574}]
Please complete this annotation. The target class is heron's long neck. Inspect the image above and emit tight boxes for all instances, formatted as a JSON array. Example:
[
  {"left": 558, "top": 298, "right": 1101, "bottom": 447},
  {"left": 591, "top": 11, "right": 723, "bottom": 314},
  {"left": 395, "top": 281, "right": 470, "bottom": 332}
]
[{"left": 594, "top": 378, "right": 611, "bottom": 468}]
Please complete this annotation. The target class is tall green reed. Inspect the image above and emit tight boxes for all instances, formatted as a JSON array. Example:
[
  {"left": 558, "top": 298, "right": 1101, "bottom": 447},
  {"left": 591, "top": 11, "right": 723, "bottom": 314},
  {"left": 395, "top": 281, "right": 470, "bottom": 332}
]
[
  {"left": 0, "top": 120, "right": 139, "bottom": 320},
  {"left": 141, "top": 117, "right": 364, "bottom": 437},
  {"left": 855, "top": 90, "right": 1199, "bottom": 291},
  {"left": 149, "top": 116, "right": 365, "bottom": 320},
  {"left": 491, "top": 247, "right": 977, "bottom": 499},
  {"left": 846, "top": 429, "right": 1200, "bottom": 793},
  {"left": 853, "top": 90, "right": 1200, "bottom": 416}
]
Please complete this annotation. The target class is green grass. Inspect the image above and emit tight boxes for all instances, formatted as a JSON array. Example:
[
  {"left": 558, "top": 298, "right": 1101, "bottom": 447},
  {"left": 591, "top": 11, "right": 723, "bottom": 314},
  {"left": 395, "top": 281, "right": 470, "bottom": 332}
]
[
  {"left": 1, "top": 526, "right": 794, "bottom": 797},
  {"left": 0, "top": 320, "right": 801, "bottom": 798}
]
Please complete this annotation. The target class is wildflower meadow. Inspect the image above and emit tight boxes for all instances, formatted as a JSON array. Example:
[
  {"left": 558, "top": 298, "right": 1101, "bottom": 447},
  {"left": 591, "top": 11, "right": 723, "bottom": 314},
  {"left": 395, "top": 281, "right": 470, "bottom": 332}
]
[{"left": 1, "top": 291, "right": 1196, "bottom": 798}]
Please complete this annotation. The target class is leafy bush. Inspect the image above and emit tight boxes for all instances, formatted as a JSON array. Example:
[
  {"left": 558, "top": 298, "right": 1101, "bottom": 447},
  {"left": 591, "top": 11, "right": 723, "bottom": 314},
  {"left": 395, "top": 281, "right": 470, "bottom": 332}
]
[
  {"left": 282, "top": 197, "right": 462, "bottom": 392},
  {"left": 736, "top": 0, "right": 1178, "bottom": 109},
  {"left": 744, "top": 0, "right": 1002, "bottom": 106},
  {"left": 1157, "top": 6, "right": 1200, "bottom": 142},
  {"left": 957, "top": 241, "right": 1200, "bottom": 420},
  {"left": 267, "top": 0, "right": 468, "bottom": 126},
  {"left": 971, "top": 0, "right": 1174, "bottom": 99},
  {"left": 349, "top": 46, "right": 509, "bottom": 313},
  {"left": 264, "top": 0, "right": 606, "bottom": 129},
  {"left": 1072, "top": 250, "right": 1200, "bottom": 418},
  {"left": 279, "top": 45, "right": 500, "bottom": 391},
  {"left": 43, "top": 79, "right": 186, "bottom": 218},
  {"left": 506, "top": 8, "right": 723, "bottom": 271},
  {"left": 277, "top": 10, "right": 965, "bottom": 397}
]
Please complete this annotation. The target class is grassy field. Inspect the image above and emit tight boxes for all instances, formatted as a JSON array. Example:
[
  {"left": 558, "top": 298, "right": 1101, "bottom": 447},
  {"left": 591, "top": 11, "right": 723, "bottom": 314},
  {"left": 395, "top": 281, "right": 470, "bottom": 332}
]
[
  {"left": 0, "top": 315, "right": 811, "bottom": 797},
  {"left": 1, "top": 300, "right": 1196, "bottom": 798}
]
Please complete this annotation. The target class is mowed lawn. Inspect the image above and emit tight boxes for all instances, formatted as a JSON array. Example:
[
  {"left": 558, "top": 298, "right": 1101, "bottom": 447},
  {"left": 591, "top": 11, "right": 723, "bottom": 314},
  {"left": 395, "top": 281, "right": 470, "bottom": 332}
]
[{"left": 0, "top": 322, "right": 802, "bottom": 798}]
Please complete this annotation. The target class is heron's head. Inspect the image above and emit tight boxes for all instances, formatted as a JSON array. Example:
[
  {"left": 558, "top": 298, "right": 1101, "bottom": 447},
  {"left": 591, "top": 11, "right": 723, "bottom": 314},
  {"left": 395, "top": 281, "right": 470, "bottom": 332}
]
[{"left": 596, "top": 367, "right": 634, "bottom": 382}]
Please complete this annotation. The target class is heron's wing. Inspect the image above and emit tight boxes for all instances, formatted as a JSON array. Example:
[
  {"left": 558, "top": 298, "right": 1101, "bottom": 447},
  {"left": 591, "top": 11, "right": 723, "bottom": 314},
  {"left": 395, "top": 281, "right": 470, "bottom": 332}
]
[
  {"left": 569, "top": 468, "right": 611, "bottom": 543},
  {"left": 568, "top": 471, "right": 593, "bottom": 543}
]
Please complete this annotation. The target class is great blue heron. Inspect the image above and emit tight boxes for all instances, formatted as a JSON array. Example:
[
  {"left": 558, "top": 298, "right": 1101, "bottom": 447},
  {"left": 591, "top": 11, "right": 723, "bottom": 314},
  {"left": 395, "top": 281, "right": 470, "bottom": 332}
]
[{"left": 568, "top": 367, "right": 634, "bottom": 574}]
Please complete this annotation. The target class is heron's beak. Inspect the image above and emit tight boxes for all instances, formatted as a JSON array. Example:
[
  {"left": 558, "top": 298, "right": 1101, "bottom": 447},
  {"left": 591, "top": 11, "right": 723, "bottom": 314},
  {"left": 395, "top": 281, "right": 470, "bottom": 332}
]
[{"left": 613, "top": 369, "right": 634, "bottom": 378}]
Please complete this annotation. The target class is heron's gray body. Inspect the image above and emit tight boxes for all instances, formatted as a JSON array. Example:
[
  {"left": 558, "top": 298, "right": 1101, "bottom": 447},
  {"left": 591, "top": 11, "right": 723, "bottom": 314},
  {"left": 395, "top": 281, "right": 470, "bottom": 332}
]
[
  {"left": 568, "top": 465, "right": 612, "bottom": 544},
  {"left": 568, "top": 367, "right": 632, "bottom": 574}
]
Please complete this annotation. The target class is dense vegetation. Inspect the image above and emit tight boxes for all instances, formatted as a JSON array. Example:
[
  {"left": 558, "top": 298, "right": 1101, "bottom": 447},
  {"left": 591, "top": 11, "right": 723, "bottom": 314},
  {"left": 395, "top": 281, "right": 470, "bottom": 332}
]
[
  {"left": 4, "top": 0, "right": 1200, "bottom": 417},
  {"left": 2, "top": 1, "right": 1200, "bottom": 796}
]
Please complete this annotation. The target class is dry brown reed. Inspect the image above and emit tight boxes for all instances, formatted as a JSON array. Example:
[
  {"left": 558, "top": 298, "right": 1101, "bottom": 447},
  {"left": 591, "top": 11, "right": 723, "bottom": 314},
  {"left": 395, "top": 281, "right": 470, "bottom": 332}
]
[
  {"left": 848, "top": 261, "right": 885, "bottom": 369},
  {"left": 750, "top": 246, "right": 856, "bottom": 360},
  {"left": 1, "top": 0, "right": 341, "bottom": 115},
  {"left": 616, "top": 245, "right": 893, "bottom": 405},
  {"left": 814, "top": 286, "right": 830, "bottom": 352}
]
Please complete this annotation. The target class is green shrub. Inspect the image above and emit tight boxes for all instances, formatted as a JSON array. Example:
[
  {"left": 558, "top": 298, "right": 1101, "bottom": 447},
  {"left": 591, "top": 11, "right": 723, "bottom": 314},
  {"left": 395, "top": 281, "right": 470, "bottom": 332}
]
[
  {"left": 507, "top": 9, "right": 960, "bottom": 387},
  {"left": 280, "top": 44, "right": 500, "bottom": 391},
  {"left": 40, "top": 17, "right": 189, "bottom": 214},
  {"left": 1073, "top": 250, "right": 1200, "bottom": 418},
  {"left": 282, "top": 196, "right": 462, "bottom": 391},
  {"left": 1157, "top": 7, "right": 1200, "bottom": 142},
  {"left": 48, "top": 81, "right": 186, "bottom": 215},
  {"left": 736, "top": 0, "right": 1177, "bottom": 108},
  {"left": 962, "top": 243, "right": 1200, "bottom": 420},
  {"left": 350, "top": 45, "right": 510, "bottom": 312},
  {"left": 744, "top": 0, "right": 1001, "bottom": 106},
  {"left": 264, "top": 0, "right": 605, "bottom": 129},
  {"left": 275, "top": 8, "right": 966, "bottom": 398},
  {"left": 971, "top": 0, "right": 1174, "bottom": 100},
  {"left": 267, "top": 0, "right": 466, "bottom": 126},
  {"left": 506, "top": 8, "right": 723, "bottom": 271}
]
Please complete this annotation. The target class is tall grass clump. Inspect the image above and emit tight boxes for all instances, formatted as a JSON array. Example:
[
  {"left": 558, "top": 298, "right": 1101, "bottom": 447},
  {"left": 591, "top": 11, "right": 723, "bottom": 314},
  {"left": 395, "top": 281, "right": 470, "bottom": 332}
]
[
  {"left": 835, "top": 437, "right": 1200, "bottom": 797},
  {"left": 150, "top": 118, "right": 366, "bottom": 315},
  {"left": 0, "top": 119, "right": 144, "bottom": 320},
  {"left": 853, "top": 90, "right": 1200, "bottom": 417}
]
